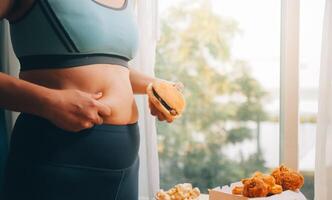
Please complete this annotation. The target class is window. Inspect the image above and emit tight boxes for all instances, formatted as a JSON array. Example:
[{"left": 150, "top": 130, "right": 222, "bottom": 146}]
[
  {"left": 156, "top": 0, "right": 318, "bottom": 198},
  {"left": 156, "top": 0, "right": 281, "bottom": 192}
]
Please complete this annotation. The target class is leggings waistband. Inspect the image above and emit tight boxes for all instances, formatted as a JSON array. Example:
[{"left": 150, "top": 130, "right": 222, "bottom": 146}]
[{"left": 7, "top": 113, "right": 140, "bottom": 170}]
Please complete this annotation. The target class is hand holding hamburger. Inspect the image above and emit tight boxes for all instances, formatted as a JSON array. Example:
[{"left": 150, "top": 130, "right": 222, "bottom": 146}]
[{"left": 147, "top": 80, "right": 185, "bottom": 123}]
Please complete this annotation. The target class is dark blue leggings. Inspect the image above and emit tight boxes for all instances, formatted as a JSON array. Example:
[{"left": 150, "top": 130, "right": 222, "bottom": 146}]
[{"left": 4, "top": 113, "right": 140, "bottom": 200}]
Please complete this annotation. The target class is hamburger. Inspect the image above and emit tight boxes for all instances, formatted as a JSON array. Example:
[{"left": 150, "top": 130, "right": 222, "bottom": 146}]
[{"left": 146, "top": 81, "right": 186, "bottom": 120}]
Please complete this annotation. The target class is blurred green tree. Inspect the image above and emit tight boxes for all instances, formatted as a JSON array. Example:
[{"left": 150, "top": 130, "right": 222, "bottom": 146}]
[{"left": 155, "top": 0, "right": 268, "bottom": 192}]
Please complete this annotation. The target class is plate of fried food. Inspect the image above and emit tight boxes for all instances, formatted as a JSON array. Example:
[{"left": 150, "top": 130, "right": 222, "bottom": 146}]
[
  {"left": 209, "top": 165, "right": 306, "bottom": 200},
  {"left": 155, "top": 165, "right": 305, "bottom": 200},
  {"left": 155, "top": 183, "right": 201, "bottom": 200}
]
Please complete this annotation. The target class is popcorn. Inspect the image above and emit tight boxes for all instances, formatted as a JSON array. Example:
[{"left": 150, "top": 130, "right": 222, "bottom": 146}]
[{"left": 155, "top": 183, "right": 200, "bottom": 200}]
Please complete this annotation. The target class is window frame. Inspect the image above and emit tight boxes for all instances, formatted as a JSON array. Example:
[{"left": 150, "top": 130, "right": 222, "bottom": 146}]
[{"left": 280, "top": 0, "right": 300, "bottom": 170}]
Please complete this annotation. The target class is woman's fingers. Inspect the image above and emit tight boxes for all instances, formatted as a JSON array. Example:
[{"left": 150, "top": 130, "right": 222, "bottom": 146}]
[
  {"left": 92, "top": 115, "right": 104, "bottom": 125},
  {"left": 157, "top": 113, "right": 166, "bottom": 121},
  {"left": 150, "top": 106, "right": 158, "bottom": 116},
  {"left": 95, "top": 101, "right": 112, "bottom": 117},
  {"left": 148, "top": 96, "right": 174, "bottom": 122},
  {"left": 89, "top": 92, "right": 111, "bottom": 117},
  {"left": 151, "top": 108, "right": 158, "bottom": 116},
  {"left": 173, "top": 82, "right": 184, "bottom": 91},
  {"left": 149, "top": 99, "right": 158, "bottom": 115},
  {"left": 166, "top": 117, "right": 174, "bottom": 123},
  {"left": 46, "top": 89, "right": 113, "bottom": 132},
  {"left": 91, "top": 92, "right": 103, "bottom": 100},
  {"left": 149, "top": 101, "right": 164, "bottom": 120}
]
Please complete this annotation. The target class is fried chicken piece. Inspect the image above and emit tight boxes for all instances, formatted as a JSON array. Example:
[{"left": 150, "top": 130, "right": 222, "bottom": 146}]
[
  {"left": 270, "top": 184, "right": 283, "bottom": 194},
  {"left": 281, "top": 171, "right": 304, "bottom": 191},
  {"left": 271, "top": 165, "right": 304, "bottom": 191},
  {"left": 253, "top": 171, "right": 282, "bottom": 195},
  {"left": 253, "top": 172, "right": 275, "bottom": 187},
  {"left": 271, "top": 165, "right": 290, "bottom": 185},
  {"left": 242, "top": 177, "right": 269, "bottom": 198},
  {"left": 232, "top": 186, "right": 244, "bottom": 195}
]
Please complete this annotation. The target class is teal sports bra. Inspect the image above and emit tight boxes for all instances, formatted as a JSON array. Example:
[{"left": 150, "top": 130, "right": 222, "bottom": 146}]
[{"left": 9, "top": 0, "right": 139, "bottom": 71}]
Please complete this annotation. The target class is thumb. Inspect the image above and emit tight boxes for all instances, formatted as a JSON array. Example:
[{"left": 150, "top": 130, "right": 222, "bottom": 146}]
[
  {"left": 173, "top": 82, "right": 184, "bottom": 92},
  {"left": 91, "top": 92, "right": 103, "bottom": 100}
]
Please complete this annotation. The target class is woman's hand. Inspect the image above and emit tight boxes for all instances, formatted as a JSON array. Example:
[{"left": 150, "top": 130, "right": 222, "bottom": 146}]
[
  {"left": 148, "top": 81, "right": 184, "bottom": 123},
  {"left": 148, "top": 98, "right": 172, "bottom": 122},
  {"left": 42, "top": 89, "right": 111, "bottom": 132},
  {"left": 128, "top": 67, "right": 184, "bottom": 123}
]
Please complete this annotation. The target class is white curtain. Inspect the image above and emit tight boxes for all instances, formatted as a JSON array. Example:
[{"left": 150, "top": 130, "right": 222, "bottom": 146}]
[
  {"left": 131, "top": 1, "right": 160, "bottom": 200},
  {"left": 315, "top": 0, "right": 332, "bottom": 199}
]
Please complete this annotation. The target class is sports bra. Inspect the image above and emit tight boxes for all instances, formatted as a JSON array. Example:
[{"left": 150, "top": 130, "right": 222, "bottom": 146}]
[{"left": 9, "top": 0, "right": 139, "bottom": 71}]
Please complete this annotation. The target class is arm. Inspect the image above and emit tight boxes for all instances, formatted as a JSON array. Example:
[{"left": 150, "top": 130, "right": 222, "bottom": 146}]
[
  {"left": 129, "top": 67, "right": 184, "bottom": 94},
  {"left": 129, "top": 67, "right": 169, "bottom": 121},
  {"left": 129, "top": 67, "right": 183, "bottom": 123},
  {"left": 0, "top": 72, "right": 111, "bottom": 132},
  {"left": 0, "top": 0, "right": 14, "bottom": 19},
  {"left": 129, "top": 67, "right": 157, "bottom": 94},
  {"left": 0, "top": 72, "right": 54, "bottom": 116}
]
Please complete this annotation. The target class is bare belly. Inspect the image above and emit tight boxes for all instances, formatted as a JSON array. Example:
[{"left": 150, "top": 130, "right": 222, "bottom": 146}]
[{"left": 20, "top": 64, "right": 139, "bottom": 125}]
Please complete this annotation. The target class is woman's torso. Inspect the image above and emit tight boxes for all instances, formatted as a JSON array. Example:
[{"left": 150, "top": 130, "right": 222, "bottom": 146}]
[
  {"left": 20, "top": 65, "right": 139, "bottom": 124},
  {"left": 9, "top": 0, "right": 139, "bottom": 125}
]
